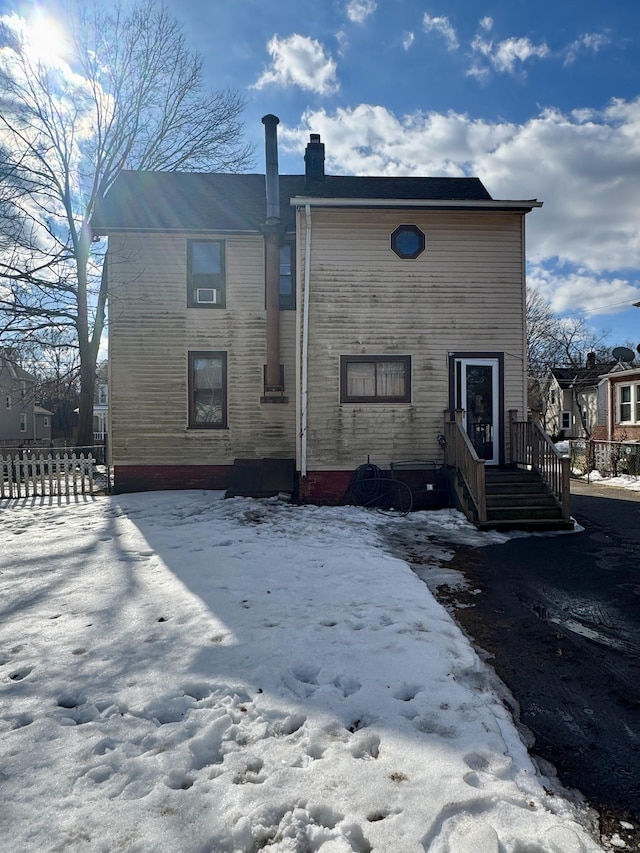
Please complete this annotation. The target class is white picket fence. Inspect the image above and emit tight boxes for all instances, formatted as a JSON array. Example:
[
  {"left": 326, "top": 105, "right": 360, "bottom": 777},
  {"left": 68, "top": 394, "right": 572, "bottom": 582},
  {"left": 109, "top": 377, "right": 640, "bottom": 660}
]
[{"left": 0, "top": 452, "right": 96, "bottom": 498}]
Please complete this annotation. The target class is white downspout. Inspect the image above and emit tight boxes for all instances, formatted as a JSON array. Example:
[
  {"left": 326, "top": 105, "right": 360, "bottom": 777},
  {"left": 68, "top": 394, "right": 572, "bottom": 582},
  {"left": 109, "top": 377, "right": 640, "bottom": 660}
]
[{"left": 301, "top": 203, "right": 311, "bottom": 477}]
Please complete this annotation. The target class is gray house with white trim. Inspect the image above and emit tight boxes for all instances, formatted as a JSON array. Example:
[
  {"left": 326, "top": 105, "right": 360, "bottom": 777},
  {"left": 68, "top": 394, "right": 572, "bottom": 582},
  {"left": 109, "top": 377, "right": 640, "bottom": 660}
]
[{"left": 0, "top": 351, "right": 52, "bottom": 444}]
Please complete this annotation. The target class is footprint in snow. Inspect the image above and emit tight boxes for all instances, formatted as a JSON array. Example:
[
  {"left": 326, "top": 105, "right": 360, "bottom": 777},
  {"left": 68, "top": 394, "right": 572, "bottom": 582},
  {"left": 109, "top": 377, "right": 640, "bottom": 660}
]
[
  {"left": 463, "top": 751, "right": 512, "bottom": 780},
  {"left": 436, "top": 819, "right": 500, "bottom": 853},
  {"left": 10, "top": 714, "right": 33, "bottom": 730},
  {"left": 8, "top": 666, "right": 33, "bottom": 681},
  {"left": 288, "top": 664, "right": 320, "bottom": 695},
  {"left": 350, "top": 732, "right": 380, "bottom": 760},
  {"left": 391, "top": 683, "right": 423, "bottom": 702},
  {"left": 332, "top": 674, "right": 361, "bottom": 697}
]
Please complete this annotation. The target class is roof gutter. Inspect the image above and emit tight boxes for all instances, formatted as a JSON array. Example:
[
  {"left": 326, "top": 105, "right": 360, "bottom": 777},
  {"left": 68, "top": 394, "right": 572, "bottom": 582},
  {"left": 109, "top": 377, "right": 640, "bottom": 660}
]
[
  {"left": 291, "top": 197, "right": 542, "bottom": 211},
  {"left": 599, "top": 364, "right": 640, "bottom": 379}
]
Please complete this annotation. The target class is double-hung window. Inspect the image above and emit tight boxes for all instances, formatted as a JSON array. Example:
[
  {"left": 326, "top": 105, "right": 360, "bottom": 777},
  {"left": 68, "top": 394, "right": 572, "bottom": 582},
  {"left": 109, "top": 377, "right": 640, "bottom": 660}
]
[
  {"left": 188, "top": 240, "right": 225, "bottom": 308},
  {"left": 188, "top": 352, "right": 227, "bottom": 428},
  {"left": 618, "top": 383, "right": 640, "bottom": 424},
  {"left": 340, "top": 355, "right": 411, "bottom": 403},
  {"left": 279, "top": 243, "right": 295, "bottom": 309}
]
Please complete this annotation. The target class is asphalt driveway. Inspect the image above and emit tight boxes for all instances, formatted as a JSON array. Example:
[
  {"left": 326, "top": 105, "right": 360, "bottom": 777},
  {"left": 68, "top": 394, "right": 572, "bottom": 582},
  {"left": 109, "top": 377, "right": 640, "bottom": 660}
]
[{"left": 424, "top": 480, "right": 640, "bottom": 845}]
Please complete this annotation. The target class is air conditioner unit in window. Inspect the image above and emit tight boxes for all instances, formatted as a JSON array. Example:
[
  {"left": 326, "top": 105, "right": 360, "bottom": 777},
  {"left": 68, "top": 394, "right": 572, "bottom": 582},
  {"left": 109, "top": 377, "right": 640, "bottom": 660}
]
[{"left": 195, "top": 288, "right": 218, "bottom": 304}]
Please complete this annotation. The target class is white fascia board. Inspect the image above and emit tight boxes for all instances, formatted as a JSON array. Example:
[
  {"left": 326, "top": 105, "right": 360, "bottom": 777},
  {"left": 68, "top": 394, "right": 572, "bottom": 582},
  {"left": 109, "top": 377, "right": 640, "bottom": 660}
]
[
  {"left": 92, "top": 227, "right": 263, "bottom": 236},
  {"left": 600, "top": 365, "right": 640, "bottom": 380},
  {"left": 290, "top": 197, "right": 543, "bottom": 211}
]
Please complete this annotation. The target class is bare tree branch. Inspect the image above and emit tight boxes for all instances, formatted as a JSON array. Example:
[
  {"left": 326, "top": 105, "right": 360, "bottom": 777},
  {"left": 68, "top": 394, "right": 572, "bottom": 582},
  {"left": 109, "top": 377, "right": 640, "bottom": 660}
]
[{"left": 0, "top": 1, "right": 253, "bottom": 443}]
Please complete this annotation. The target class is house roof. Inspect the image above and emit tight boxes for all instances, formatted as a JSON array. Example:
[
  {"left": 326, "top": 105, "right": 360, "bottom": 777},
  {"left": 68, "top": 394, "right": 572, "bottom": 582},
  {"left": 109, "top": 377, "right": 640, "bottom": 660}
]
[
  {"left": 0, "top": 354, "right": 36, "bottom": 384},
  {"left": 597, "top": 362, "right": 640, "bottom": 381},
  {"left": 34, "top": 404, "right": 53, "bottom": 415},
  {"left": 551, "top": 361, "right": 618, "bottom": 390},
  {"left": 91, "top": 170, "right": 504, "bottom": 235}
]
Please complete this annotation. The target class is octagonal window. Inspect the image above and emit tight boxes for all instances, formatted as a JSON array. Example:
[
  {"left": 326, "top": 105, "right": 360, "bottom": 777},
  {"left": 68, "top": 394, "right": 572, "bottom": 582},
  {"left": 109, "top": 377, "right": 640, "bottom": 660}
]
[{"left": 391, "top": 224, "right": 426, "bottom": 259}]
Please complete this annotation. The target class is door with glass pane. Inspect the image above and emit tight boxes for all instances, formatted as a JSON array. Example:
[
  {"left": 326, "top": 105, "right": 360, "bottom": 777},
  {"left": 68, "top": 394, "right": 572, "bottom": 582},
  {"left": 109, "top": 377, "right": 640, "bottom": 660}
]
[{"left": 455, "top": 358, "right": 500, "bottom": 464}]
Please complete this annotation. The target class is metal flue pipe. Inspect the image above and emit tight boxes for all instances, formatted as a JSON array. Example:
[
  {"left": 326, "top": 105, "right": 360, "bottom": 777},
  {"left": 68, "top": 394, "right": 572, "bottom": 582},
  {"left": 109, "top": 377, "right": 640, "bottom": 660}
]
[{"left": 262, "top": 114, "right": 283, "bottom": 393}]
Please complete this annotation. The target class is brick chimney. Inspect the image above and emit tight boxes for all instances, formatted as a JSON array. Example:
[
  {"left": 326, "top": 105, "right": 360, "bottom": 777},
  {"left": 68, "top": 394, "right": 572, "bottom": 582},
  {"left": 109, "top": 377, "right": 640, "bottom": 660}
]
[{"left": 304, "top": 133, "right": 325, "bottom": 185}]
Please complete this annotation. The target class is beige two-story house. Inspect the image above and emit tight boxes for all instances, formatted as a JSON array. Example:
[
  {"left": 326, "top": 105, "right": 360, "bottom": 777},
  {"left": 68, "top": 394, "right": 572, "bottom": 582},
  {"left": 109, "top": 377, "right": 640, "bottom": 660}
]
[
  {"left": 93, "top": 116, "right": 542, "bottom": 506},
  {"left": 545, "top": 354, "right": 617, "bottom": 439}
]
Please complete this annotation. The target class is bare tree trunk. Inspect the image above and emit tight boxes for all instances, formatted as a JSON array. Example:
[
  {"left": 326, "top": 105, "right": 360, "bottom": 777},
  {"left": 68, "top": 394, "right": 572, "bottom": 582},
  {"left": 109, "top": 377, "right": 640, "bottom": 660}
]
[{"left": 76, "top": 341, "right": 95, "bottom": 447}]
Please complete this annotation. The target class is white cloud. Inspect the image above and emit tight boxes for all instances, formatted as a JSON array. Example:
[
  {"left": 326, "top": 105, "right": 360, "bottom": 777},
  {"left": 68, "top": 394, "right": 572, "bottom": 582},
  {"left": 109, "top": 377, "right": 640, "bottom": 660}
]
[
  {"left": 335, "top": 29, "right": 349, "bottom": 56},
  {"left": 470, "top": 33, "right": 550, "bottom": 75},
  {"left": 466, "top": 63, "right": 490, "bottom": 82},
  {"left": 253, "top": 34, "right": 338, "bottom": 95},
  {"left": 346, "top": 0, "right": 377, "bottom": 24},
  {"left": 527, "top": 267, "right": 640, "bottom": 318},
  {"left": 279, "top": 99, "right": 640, "bottom": 315},
  {"left": 564, "top": 32, "right": 611, "bottom": 66},
  {"left": 402, "top": 31, "right": 415, "bottom": 51},
  {"left": 493, "top": 37, "right": 550, "bottom": 72},
  {"left": 423, "top": 14, "right": 459, "bottom": 51},
  {"left": 480, "top": 17, "right": 493, "bottom": 32}
]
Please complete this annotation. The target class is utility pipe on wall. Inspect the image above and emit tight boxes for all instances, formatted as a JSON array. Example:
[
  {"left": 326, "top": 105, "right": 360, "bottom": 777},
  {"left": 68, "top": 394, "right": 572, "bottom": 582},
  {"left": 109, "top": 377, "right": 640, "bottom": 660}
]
[
  {"left": 262, "top": 114, "right": 283, "bottom": 392},
  {"left": 301, "top": 203, "right": 311, "bottom": 477}
]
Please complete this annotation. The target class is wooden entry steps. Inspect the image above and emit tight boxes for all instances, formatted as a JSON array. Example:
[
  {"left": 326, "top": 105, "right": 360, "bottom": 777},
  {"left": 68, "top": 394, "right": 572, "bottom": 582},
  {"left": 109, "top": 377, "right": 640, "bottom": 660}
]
[{"left": 479, "top": 466, "right": 574, "bottom": 531}]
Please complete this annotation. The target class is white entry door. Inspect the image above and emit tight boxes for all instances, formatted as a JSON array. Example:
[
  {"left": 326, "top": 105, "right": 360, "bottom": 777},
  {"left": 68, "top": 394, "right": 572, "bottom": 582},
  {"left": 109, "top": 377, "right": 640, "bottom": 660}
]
[{"left": 456, "top": 358, "right": 500, "bottom": 465}]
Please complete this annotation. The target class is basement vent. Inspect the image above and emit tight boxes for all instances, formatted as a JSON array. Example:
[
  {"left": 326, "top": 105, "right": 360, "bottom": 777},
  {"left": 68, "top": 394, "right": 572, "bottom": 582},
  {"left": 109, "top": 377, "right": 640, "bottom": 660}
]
[{"left": 195, "top": 288, "right": 218, "bottom": 304}]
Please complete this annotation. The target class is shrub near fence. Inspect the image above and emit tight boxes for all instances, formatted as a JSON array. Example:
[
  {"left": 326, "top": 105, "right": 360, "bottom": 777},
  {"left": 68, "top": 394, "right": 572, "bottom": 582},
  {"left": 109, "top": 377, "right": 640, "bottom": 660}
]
[
  {"left": 569, "top": 439, "right": 640, "bottom": 480},
  {"left": 0, "top": 451, "right": 97, "bottom": 499}
]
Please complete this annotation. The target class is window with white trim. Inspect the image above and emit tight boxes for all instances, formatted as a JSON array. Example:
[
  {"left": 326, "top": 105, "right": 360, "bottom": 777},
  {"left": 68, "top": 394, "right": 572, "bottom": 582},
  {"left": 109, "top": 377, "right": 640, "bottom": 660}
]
[
  {"left": 618, "top": 383, "right": 640, "bottom": 424},
  {"left": 561, "top": 411, "right": 571, "bottom": 430},
  {"left": 19, "top": 413, "right": 27, "bottom": 432},
  {"left": 6, "top": 395, "right": 11, "bottom": 409}
]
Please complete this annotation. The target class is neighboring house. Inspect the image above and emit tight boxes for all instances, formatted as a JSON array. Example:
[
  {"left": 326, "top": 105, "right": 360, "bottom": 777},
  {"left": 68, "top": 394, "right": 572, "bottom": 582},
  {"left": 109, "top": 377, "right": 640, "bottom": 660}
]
[
  {"left": 34, "top": 405, "right": 53, "bottom": 442},
  {"left": 0, "top": 349, "right": 52, "bottom": 444},
  {"left": 73, "top": 369, "right": 108, "bottom": 444},
  {"left": 593, "top": 360, "right": 640, "bottom": 442},
  {"left": 546, "top": 354, "right": 617, "bottom": 439},
  {"left": 92, "top": 116, "right": 542, "bottom": 502},
  {"left": 94, "top": 362, "right": 108, "bottom": 443}
]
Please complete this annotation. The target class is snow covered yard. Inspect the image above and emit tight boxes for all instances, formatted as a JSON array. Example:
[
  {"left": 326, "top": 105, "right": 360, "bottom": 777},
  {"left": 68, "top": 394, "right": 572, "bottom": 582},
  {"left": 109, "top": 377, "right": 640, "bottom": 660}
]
[{"left": 0, "top": 491, "right": 602, "bottom": 852}]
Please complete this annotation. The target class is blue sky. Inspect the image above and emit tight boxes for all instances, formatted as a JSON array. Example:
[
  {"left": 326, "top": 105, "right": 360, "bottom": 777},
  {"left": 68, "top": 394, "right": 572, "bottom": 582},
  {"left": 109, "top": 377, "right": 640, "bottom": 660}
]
[{"left": 4, "top": 0, "right": 640, "bottom": 353}]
